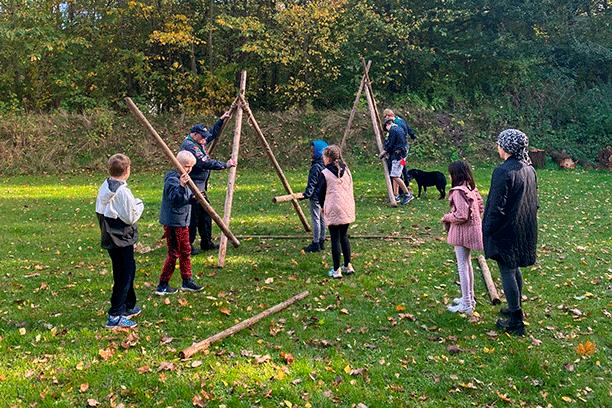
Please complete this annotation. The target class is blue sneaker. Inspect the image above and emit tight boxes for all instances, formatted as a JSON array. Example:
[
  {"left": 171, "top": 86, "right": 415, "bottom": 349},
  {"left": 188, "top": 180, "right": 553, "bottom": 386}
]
[
  {"left": 327, "top": 268, "right": 343, "bottom": 279},
  {"left": 123, "top": 306, "right": 142, "bottom": 319},
  {"left": 106, "top": 315, "right": 137, "bottom": 329},
  {"left": 155, "top": 282, "right": 178, "bottom": 296}
]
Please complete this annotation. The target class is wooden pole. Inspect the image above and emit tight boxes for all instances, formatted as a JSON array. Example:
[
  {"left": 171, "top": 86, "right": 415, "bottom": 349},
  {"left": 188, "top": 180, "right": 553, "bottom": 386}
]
[
  {"left": 217, "top": 71, "right": 247, "bottom": 268},
  {"left": 125, "top": 97, "right": 240, "bottom": 248},
  {"left": 361, "top": 73, "right": 397, "bottom": 206},
  {"left": 273, "top": 192, "right": 304, "bottom": 203},
  {"left": 237, "top": 234, "right": 421, "bottom": 240},
  {"left": 239, "top": 94, "right": 311, "bottom": 232},
  {"left": 340, "top": 60, "right": 371, "bottom": 150},
  {"left": 207, "top": 97, "right": 239, "bottom": 156},
  {"left": 179, "top": 290, "right": 309, "bottom": 359},
  {"left": 477, "top": 255, "right": 502, "bottom": 305}
]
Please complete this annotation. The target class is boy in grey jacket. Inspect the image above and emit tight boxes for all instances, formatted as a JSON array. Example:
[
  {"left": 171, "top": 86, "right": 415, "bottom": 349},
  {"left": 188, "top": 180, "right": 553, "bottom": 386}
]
[{"left": 95, "top": 153, "right": 144, "bottom": 329}]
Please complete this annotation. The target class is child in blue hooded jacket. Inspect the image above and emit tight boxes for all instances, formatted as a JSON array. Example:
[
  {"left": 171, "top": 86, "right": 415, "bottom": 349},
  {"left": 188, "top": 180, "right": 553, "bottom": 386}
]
[{"left": 303, "top": 139, "right": 328, "bottom": 252}]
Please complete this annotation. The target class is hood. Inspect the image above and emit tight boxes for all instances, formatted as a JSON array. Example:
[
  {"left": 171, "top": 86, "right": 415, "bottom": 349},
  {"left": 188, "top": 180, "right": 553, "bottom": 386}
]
[
  {"left": 311, "top": 139, "right": 328, "bottom": 160},
  {"left": 95, "top": 178, "right": 124, "bottom": 217}
]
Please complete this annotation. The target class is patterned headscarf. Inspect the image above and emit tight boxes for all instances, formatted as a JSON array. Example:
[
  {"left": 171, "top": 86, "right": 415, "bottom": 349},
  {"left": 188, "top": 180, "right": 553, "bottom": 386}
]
[{"left": 497, "top": 129, "right": 531, "bottom": 165}]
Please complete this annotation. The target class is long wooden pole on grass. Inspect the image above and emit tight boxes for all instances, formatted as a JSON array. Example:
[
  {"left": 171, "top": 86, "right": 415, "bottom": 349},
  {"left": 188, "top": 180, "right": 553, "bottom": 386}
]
[
  {"left": 238, "top": 94, "right": 311, "bottom": 232},
  {"left": 360, "top": 62, "right": 397, "bottom": 207},
  {"left": 477, "top": 255, "right": 502, "bottom": 305},
  {"left": 217, "top": 71, "right": 247, "bottom": 268},
  {"left": 340, "top": 60, "right": 372, "bottom": 150},
  {"left": 125, "top": 97, "right": 240, "bottom": 248},
  {"left": 180, "top": 290, "right": 309, "bottom": 359},
  {"left": 273, "top": 193, "right": 304, "bottom": 203}
]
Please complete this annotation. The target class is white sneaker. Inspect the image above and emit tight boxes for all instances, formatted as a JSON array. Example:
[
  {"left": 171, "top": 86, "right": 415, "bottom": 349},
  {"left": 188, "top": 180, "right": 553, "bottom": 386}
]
[
  {"left": 342, "top": 263, "right": 355, "bottom": 275},
  {"left": 447, "top": 302, "right": 473, "bottom": 315},
  {"left": 327, "top": 268, "right": 343, "bottom": 279},
  {"left": 452, "top": 297, "right": 476, "bottom": 307}
]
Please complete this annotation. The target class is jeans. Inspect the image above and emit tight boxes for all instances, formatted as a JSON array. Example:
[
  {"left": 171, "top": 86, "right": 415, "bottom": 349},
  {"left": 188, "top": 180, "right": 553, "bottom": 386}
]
[
  {"left": 309, "top": 200, "right": 326, "bottom": 243},
  {"left": 107, "top": 245, "right": 136, "bottom": 316},
  {"left": 329, "top": 224, "right": 351, "bottom": 270}
]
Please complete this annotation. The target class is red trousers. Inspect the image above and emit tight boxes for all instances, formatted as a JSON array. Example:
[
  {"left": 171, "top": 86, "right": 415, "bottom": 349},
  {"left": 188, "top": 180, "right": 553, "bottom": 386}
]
[{"left": 160, "top": 226, "right": 192, "bottom": 283}]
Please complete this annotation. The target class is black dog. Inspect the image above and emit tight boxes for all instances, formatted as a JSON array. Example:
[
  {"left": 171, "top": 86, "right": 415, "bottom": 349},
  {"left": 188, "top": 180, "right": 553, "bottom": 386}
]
[{"left": 405, "top": 169, "right": 447, "bottom": 199}]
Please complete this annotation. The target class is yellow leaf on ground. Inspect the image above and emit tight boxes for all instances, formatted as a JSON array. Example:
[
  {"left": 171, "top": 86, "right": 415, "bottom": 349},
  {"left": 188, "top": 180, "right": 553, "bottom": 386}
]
[{"left": 79, "top": 383, "right": 89, "bottom": 393}]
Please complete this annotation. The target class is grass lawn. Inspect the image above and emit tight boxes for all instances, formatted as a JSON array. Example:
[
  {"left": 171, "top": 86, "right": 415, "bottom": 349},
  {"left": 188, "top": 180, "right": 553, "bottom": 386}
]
[{"left": 0, "top": 163, "right": 610, "bottom": 407}]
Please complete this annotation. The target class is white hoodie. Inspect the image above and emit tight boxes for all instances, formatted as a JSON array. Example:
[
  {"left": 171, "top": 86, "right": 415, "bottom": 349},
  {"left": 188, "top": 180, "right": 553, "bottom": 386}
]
[{"left": 95, "top": 178, "right": 144, "bottom": 225}]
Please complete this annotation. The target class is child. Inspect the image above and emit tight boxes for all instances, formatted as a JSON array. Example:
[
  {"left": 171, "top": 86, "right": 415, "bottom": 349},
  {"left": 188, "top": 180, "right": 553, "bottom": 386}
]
[
  {"left": 380, "top": 118, "right": 413, "bottom": 205},
  {"left": 95, "top": 153, "right": 144, "bottom": 329},
  {"left": 441, "top": 160, "right": 484, "bottom": 315},
  {"left": 302, "top": 139, "right": 328, "bottom": 253},
  {"left": 317, "top": 145, "right": 356, "bottom": 278},
  {"left": 156, "top": 151, "right": 204, "bottom": 295}
]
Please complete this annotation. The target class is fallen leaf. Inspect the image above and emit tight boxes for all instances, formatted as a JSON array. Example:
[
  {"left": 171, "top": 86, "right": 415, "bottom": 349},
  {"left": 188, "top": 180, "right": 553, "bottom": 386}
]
[
  {"left": 79, "top": 383, "right": 89, "bottom": 393},
  {"left": 190, "top": 360, "right": 203, "bottom": 368},
  {"left": 496, "top": 391, "right": 512, "bottom": 402},
  {"left": 395, "top": 304, "right": 406, "bottom": 312},
  {"left": 163, "top": 297, "right": 171, "bottom": 305},
  {"left": 340, "top": 308, "right": 349, "bottom": 315},
  {"left": 254, "top": 354, "right": 271, "bottom": 364},
  {"left": 349, "top": 368, "right": 365, "bottom": 376},
  {"left": 178, "top": 298, "right": 189, "bottom": 307},
  {"left": 447, "top": 344, "right": 463, "bottom": 354},
  {"left": 157, "top": 361, "right": 176, "bottom": 371},
  {"left": 576, "top": 340, "right": 596, "bottom": 356},
  {"left": 569, "top": 308, "right": 583, "bottom": 317},
  {"left": 563, "top": 363, "right": 575, "bottom": 372},
  {"left": 192, "top": 394, "right": 206, "bottom": 408},
  {"left": 398, "top": 313, "right": 416, "bottom": 321},
  {"left": 98, "top": 347, "right": 115, "bottom": 361},
  {"left": 160, "top": 335, "right": 173, "bottom": 345},
  {"left": 280, "top": 352, "right": 294, "bottom": 365},
  {"left": 265, "top": 277, "right": 274, "bottom": 284},
  {"left": 561, "top": 396, "right": 573, "bottom": 402},
  {"left": 529, "top": 336, "right": 542, "bottom": 346},
  {"left": 219, "top": 307, "right": 231, "bottom": 316},
  {"left": 137, "top": 365, "right": 151, "bottom": 374},
  {"left": 18, "top": 328, "right": 26, "bottom": 335},
  {"left": 87, "top": 399, "right": 99, "bottom": 407}
]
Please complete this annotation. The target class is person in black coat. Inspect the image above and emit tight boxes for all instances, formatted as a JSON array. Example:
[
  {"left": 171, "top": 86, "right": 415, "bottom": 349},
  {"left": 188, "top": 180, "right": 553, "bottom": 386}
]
[{"left": 483, "top": 129, "right": 538, "bottom": 336}]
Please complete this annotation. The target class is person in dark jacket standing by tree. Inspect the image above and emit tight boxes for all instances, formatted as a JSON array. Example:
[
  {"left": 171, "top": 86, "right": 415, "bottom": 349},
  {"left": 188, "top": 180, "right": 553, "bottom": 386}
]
[
  {"left": 383, "top": 109, "right": 417, "bottom": 188},
  {"left": 180, "top": 112, "right": 235, "bottom": 255},
  {"left": 380, "top": 118, "right": 413, "bottom": 205},
  {"left": 483, "top": 129, "right": 538, "bottom": 336},
  {"left": 303, "top": 139, "right": 328, "bottom": 253}
]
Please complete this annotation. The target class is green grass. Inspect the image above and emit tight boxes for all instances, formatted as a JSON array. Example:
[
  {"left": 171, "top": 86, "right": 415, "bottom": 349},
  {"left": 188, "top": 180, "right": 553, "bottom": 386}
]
[{"left": 0, "top": 163, "right": 610, "bottom": 407}]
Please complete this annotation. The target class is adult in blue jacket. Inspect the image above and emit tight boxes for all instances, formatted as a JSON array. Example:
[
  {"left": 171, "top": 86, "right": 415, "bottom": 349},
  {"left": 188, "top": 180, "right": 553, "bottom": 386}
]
[
  {"left": 380, "top": 118, "right": 413, "bottom": 205},
  {"left": 180, "top": 112, "right": 235, "bottom": 254},
  {"left": 303, "top": 139, "right": 328, "bottom": 252}
]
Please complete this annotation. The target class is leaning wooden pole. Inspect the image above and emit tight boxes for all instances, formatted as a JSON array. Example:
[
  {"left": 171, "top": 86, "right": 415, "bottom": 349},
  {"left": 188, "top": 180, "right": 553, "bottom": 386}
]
[
  {"left": 362, "top": 77, "right": 397, "bottom": 206},
  {"left": 207, "top": 97, "right": 239, "bottom": 156},
  {"left": 477, "top": 255, "right": 502, "bottom": 305},
  {"left": 340, "top": 60, "right": 371, "bottom": 150},
  {"left": 125, "top": 97, "right": 240, "bottom": 248},
  {"left": 273, "top": 192, "right": 304, "bottom": 203},
  {"left": 239, "top": 94, "right": 311, "bottom": 232},
  {"left": 180, "top": 290, "right": 310, "bottom": 359},
  {"left": 217, "top": 71, "right": 247, "bottom": 268}
]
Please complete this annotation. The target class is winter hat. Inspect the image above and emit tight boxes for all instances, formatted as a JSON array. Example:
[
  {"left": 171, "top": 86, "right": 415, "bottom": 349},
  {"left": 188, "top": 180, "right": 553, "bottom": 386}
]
[
  {"left": 497, "top": 129, "right": 531, "bottom": 165},
  {"left": 190, "top": 124, "right": 208, "bottom": 136},
  {"left": 311, "top": 139, "right": 328, "bottom": 160}
]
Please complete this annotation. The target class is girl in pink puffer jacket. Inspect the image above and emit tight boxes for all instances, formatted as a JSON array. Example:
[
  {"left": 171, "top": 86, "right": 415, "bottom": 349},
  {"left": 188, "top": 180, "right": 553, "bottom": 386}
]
[{"left": 441, "top": 160, "right": 484, "bottom": 315}]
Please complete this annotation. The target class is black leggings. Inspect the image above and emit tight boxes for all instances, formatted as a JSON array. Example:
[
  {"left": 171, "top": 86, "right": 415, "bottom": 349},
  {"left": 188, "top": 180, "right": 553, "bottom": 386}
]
[{"left": 328, "top": 224, "right": 351, "bottom": 270}]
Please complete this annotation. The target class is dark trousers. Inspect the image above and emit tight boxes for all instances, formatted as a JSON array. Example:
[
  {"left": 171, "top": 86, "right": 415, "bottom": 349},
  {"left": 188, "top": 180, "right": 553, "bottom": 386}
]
[
  {"left": 160, "top": 226, "right": 192, "bottom": 283},
  {"left": 107, "top": 245, "right": 136, "bottom": 316},
  {"left": 497, "top": 261, "right": 523, "bottom": 312},
  {"left": 189, "top": 197, "right": 213, "bottom": 249},
  {"left": 329, "top": 224, "right": 351, "bottom": 270}
]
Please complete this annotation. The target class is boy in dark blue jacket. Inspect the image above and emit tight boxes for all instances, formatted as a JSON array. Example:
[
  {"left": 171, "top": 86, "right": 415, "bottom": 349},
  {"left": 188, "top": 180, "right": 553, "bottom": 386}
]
[
  {"left": 156, "top": 151, "right": 204, "bottom": 295},
  {"left": 380, "top": 118, "right": 413, "bottom": 205},
  {"left": 303, "top": 139, "right": 328, "bottom": 252}
]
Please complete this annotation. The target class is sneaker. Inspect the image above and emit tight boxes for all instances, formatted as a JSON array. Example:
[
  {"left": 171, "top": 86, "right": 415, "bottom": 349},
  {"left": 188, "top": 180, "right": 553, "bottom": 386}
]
[
  {"left": 452, "top": 297, "right": 476, "bottom": 307},
  {"left": 303, "top": 242, "right": 320, "bottom": 253},
  {"left": 190, "top": 247, "right": 202, "bottom": 256},
  {"left": 327, "top": 268, "right": 343, "bottom": 279},
  {"left": 447, "top": 302, "right": 473, "bottom": 315},
  {"left": 342, "top": 263, "right": 355, "bottom": 275},
  {"left": 155, "top": 282, "right": 178, "bottom": 296},
  {"left": 123, "top": 306, "right": 142, "bottom": 319},
  {"left": 319, "top": 240, "right": 325, "bottom": 250},
  {"left": 394, "top": 194, "right": 403, "bottom": 202},
  {"left": 400, "top": 194, "right": 414, "bottom": 205},
  {"left": 181, "top": 279, "right": 203, "bottom": 292},
  {"left": 106, "top": 315, "right": 137, "bottom": 329}
]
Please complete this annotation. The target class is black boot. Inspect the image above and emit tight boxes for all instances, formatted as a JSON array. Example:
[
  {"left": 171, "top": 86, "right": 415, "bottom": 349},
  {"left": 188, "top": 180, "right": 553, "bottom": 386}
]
[
  {"left": 496, "top": 309, "right": 525, "bottom": 336},
  {"left": 498, "top": 307, "right": 511, "bottom": 317},
  {"left": 303, "top": 242, "right": 320, "bottom": 253},
  {"left": 319, "top": 240, "right": 325, "bottom": 250}
]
